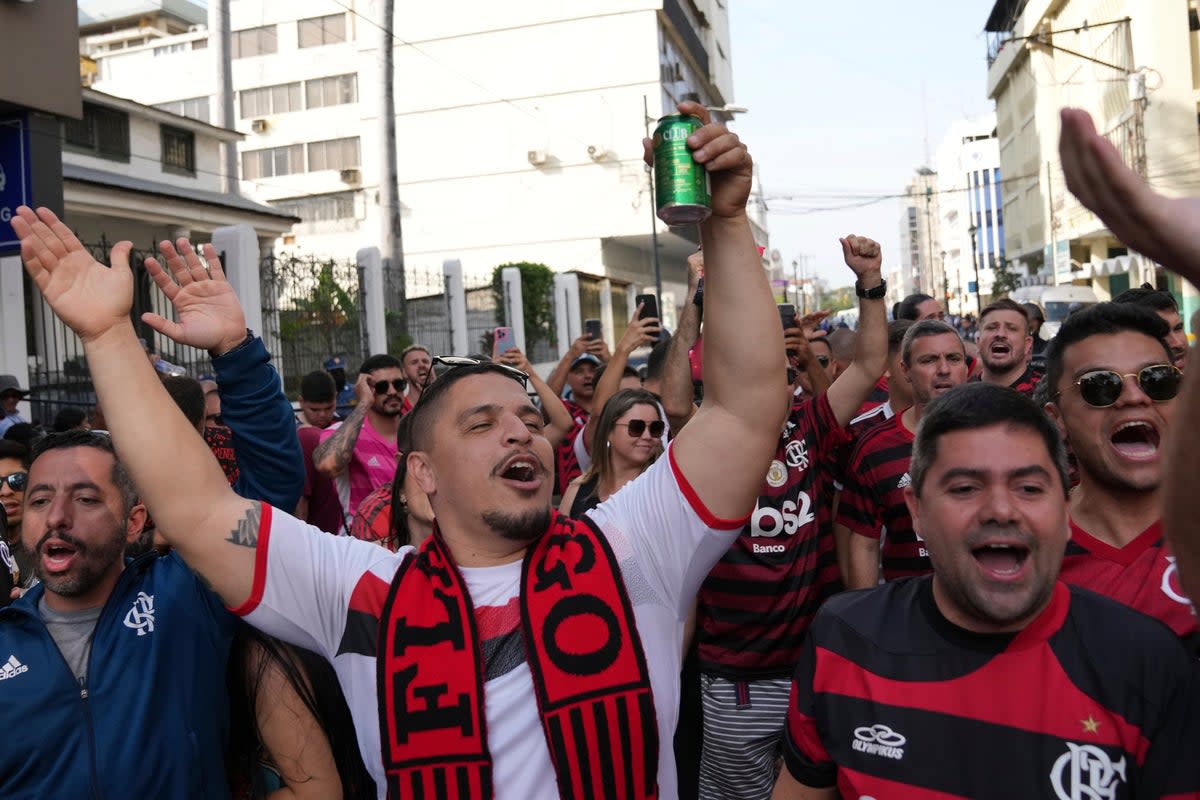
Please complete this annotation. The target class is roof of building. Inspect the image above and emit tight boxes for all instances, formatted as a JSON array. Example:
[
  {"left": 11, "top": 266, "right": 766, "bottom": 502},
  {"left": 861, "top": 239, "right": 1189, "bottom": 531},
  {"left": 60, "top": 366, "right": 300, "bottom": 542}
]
[
  {"left": 63, "top": 162, "right": 300, "bottom": 223},
  {"left": 78, "top": 0, "right": 206, "bottom": 30}
]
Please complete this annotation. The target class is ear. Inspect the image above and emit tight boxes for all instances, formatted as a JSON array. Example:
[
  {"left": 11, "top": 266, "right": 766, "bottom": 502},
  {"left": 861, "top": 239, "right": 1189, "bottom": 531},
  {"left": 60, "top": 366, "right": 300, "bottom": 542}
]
[
  {"left": 903, "top": 485, "right": 920, "bottom": 537},
  {"left": 125, "top": 503, "right": 149, "bottom": 544},
  {"left": 407, "top": 451, "right": 437, "bottom": 496},
  {"left": 1044, "top": 399, "right": 1067, "bottom": 440}
]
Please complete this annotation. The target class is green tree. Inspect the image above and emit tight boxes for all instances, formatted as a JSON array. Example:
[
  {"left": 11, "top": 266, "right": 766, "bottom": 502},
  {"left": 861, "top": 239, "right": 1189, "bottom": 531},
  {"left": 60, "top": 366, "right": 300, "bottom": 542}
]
[
  {"left": 991, "top": 257, "right": 1022, "bottom": 297},
  {"left": 820, "top": 285, "right": 855, "bottom": 313},
  {"left": 491, "top": 262, "right": 556, "bottom": 349},
  {"left": 279, "top": 260, "right": 359, "bottom": 356}
]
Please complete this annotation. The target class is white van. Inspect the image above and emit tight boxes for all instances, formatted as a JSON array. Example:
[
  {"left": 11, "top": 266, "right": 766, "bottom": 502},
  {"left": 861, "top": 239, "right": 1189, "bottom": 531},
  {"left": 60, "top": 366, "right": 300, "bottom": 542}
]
[{"left": 1039, "top": 285, "right": 1099, "bottom": 340}]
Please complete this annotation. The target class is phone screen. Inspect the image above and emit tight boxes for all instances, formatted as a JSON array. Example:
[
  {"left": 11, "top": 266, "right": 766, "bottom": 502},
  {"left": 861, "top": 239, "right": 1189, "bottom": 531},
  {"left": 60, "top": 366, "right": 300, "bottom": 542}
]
[
  {"left": 584, "top": 318, "right": 603, "bottom": 341},
  {"left": 778, "top": 304, "right": 797, "bottom": 330}
]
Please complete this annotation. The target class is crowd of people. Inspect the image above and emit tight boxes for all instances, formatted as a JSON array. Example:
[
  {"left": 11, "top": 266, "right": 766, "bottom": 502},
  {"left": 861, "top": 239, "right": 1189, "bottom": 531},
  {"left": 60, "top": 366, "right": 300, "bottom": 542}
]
[{"left": 0, "top": 102, "right": 1198, "bottom": 799}]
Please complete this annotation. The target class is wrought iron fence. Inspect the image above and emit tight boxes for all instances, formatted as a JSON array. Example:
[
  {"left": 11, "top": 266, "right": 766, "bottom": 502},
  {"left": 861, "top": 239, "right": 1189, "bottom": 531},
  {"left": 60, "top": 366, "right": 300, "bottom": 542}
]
[
  {"left": 261, "top": 252, "right": 367, "bottom": 398},
  {"left": 24, "top": 238, "right": 217, "bottom": 424}
]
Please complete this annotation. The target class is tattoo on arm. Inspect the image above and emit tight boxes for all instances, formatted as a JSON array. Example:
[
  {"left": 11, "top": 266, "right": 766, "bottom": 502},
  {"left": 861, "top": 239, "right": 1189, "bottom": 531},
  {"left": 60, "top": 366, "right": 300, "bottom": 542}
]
[
  {"left": 226, "top": 503, "right": 263, "bottom": 548},
  {"left": 311, "top": 401, "right": 369, "bottom": 474}
]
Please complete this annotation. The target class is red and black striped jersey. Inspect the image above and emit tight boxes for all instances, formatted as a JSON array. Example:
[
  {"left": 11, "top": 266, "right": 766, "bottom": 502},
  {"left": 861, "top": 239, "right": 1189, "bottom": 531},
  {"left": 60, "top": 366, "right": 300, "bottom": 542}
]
[
  {"left": 836, "top": 415, "right": 930, "bottom": 581},
  {"left": 970, "top": 363, "right": 1045, "bottom": 398},
  {"left": 1060, "top": 518, "right": 1198, "bottom": 654},
  {"left": 857, "top": 376, "right": 890, "bottom": 417},
  {"left": 784, "top": 578, "right": 1200, "bottom": 799},
  {"left": 554, "top": 399, "right": 589, "bottom": 493},
  {"left": 697, "top": 393, "right": 850, "bottom": 679}
]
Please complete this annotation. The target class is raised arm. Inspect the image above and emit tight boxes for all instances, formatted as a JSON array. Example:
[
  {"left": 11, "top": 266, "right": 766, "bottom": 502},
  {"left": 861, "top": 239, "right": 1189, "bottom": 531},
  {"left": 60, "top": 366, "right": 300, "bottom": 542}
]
[
  {"left": 497, "top": 347, "right": 573, "bottom": 448},
  {"left": 660, "top": 253, "right": 704, "bottom": 431},
  {"left": 13, "top": 206, "right": 258, "bottom": 607},
  {"left": 585, "top": 311, "right": 661, "bottom": 452},
  {"left": 1059, "top": 108, "right": 1200, "bottom": 603},
  {"left": 824, "top": 237, "right": 888, "bottom": 427},
  {"left": 147, "top": 240, "right": 304, "bottom": 511},
  {"left": 311, "top": 373, "right": 372, "bottom": 477},
  {"left": 664, "top": 102, "right": 789, "bottom": 521},
  {"left": 545, "top": 335, "right": 604, "bottom": 397}
]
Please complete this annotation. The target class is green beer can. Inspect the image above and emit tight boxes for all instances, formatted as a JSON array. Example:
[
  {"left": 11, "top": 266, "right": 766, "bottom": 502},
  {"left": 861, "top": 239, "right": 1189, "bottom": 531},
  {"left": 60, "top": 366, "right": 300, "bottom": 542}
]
[{"left": 653, "top": 114, "right": 711, "bottom": 226}]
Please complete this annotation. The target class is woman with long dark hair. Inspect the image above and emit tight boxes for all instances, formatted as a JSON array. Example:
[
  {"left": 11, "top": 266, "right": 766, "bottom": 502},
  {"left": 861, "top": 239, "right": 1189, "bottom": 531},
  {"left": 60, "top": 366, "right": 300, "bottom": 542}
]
[
  {"left": 227, "top": 626, "right": 375, "bottom": 799},
  {"left": 558, "top": 388, "right": 663, "bottom": 518}
]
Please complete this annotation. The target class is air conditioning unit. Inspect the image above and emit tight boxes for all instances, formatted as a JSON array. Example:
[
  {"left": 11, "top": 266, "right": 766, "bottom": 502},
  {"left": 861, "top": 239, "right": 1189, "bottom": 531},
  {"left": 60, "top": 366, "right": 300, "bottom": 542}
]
[
  {"left": 340, "top": 168, "right": 361, "bottom": 183},
  {"left": 250, "top": 118, "right": 269, "bottom": 133},
  {"left": 527, "top": 149, "right": 548, "bottom": 166},
  {"left": 586, "top": 144, "right": 609, "bottom": 162}
]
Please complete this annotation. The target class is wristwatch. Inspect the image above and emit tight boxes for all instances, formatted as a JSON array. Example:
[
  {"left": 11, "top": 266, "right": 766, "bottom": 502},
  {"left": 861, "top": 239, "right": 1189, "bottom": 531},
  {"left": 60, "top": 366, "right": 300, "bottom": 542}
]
[{"left": 855, "top": 278, "right": 887, "bottom": 300}]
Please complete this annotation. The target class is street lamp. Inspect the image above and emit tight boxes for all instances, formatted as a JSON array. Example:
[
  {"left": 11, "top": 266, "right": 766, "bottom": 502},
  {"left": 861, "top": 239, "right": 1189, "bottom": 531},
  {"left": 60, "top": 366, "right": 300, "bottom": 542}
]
[{"left": 968, "top": 223, "right": 982, "bottom": 315}]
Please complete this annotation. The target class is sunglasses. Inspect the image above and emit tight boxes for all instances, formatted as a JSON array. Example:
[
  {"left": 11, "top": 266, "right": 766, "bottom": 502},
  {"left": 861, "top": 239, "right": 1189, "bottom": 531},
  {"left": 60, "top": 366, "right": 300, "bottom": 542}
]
[
  {"left": 372, "top": 378, "right": 407, "bottom": 395},
  {"left": 432, "top": 356, "right": 529, "bottom": 389},
  {"left": 1061, "top": 364, "right": 1181, "bottom": 408},
  {"left": 0, "top": 472, "right": 27, "bottom": 492},
  {"left": 616, "top": 419, "right": 665, "bottom": 438}
]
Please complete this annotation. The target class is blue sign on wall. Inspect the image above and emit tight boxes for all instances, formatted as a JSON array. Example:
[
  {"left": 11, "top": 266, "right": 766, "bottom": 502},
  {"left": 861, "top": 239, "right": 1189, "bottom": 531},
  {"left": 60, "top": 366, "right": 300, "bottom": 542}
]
[{"left": 0, "top": 114, "right": 32, "bottom": 255}]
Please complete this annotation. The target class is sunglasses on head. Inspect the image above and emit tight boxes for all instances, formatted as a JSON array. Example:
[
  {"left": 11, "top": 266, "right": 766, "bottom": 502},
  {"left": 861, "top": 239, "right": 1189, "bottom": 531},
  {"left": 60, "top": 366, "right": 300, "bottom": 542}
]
[
  {"left": 0, "top": 472, "right": 27, "bottom": 492},
  {"left": 617, "top": 419, "right": 665, "bottom": 438},
  {"left": 372, "top": 378, "right": 407, "bottom": 395},
  {"left": 432, "top": 356, "right": 529, "bottom": 389},
  {"left": 1060, "top": 364, "right": 1181, "bottom": 408}
]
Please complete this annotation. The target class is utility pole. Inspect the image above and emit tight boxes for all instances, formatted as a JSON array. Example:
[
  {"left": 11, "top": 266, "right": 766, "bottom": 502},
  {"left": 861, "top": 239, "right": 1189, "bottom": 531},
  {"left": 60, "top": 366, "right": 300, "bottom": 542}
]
[
  {"left": 643, "top": 95, "right": 663, "bottom": 302},
  {"left": 379, "top": 0, "right": 406, "bottom": 335},
  {"left": 924, "top": 186, "right": 935, "bottom": 298},
  {"left": 969, "top": 223, "right": 982, "bottom": 314},
  {"left": 209, "top": 0, "right": 236, "bottom": 194}
]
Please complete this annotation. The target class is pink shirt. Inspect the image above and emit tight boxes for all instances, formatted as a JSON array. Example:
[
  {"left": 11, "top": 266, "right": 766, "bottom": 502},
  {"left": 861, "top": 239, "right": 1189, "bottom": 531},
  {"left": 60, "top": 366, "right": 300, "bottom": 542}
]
[{"left": 319, "top": 416, "right": 398, "bottom": 520}]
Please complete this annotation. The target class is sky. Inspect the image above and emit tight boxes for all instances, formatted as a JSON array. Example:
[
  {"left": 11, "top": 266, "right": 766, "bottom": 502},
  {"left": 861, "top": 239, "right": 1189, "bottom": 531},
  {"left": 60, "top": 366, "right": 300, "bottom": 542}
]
[{"left": 728, "top": 0, "right": 1000, "bottom": 287}]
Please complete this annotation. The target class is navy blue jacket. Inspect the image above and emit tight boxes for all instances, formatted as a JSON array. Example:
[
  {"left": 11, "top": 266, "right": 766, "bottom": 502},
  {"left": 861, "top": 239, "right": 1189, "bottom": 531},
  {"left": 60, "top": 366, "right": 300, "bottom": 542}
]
[
  {"left": 212, "top": 335, "right": 304, "bottom": 512},
  {"left": 0, "top": 552, "right": 237, "bottom": 799}
]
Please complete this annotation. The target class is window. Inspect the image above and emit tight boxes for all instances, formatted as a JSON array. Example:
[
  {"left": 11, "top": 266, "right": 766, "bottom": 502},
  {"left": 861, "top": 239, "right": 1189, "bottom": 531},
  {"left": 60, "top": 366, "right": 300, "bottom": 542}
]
[
  {"left": 192, "top": 38, "right": 208, "bottom": 51},
  {"left": 242, "top": 144, "right": 304, "bottom": 179},
  {"left": 161, "top": 126, "right": 195, "bottom": 175},
  {"left": 307, "top": 137, "right": 360, "bottom": 171},
  {"left": 232, "top": 25, "right": 277, "bottom": 58},
  {"left": 305, "top": 74, "right": 358, "bottom": 109},
  {"left": 63, "top": 102, "right": 130, "bottom": 161},
  {"left": 239, "top": 82, "right": 302, "bottom": 118},
  {"left": 153, "top": 43, "right": 187, "bottom": 57},
  {"left": 154, "top": 96, "right": 210, "bottom": 124},
  {"left": 298, "top": 14, "right": 346, "bottom": 48},
  {"left": 271, "top": 191, "right": 358, "bottom": 223}
]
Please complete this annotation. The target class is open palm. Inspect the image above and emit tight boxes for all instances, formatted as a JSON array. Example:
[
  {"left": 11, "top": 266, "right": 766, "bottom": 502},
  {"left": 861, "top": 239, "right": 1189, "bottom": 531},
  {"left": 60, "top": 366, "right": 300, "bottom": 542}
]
[
  {"left": 142, "top": 239, "right": 246, "bottom": 354},
  {"left": 13, "top": 206, "right": 134, "bottom": 342}
]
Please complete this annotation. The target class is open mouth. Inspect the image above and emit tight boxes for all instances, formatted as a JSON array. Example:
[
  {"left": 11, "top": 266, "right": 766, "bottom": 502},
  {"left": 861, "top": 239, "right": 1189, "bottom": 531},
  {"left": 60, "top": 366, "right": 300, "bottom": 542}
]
[
  {"left": 1109, "top": 420, "right": 1160, "bottom": 460},
  {"left": 497, "top": 454, "right": 544, "bottom": 488},
  {"left": 42, "top": 540, "right": 79, "bottom": 572},
  {"left": 972, "top": 543, "right": 1030, "bottom": 579},
  {"left": 989, "top": 342, "right": 1011, "bottom": 357}
]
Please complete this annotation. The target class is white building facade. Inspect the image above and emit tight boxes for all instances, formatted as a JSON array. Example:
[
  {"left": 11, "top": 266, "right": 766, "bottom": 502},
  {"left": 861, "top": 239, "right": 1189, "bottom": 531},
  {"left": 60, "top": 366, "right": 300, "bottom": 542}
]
[
  {"left": 86, "top": 0, "right": 763, "bottom": 325},
  {"left": 984, "top": 0, "right": 1200, "bottom": 318},
  {"left": 934, "top": 114, "right": 1003, "bottom": 315}
]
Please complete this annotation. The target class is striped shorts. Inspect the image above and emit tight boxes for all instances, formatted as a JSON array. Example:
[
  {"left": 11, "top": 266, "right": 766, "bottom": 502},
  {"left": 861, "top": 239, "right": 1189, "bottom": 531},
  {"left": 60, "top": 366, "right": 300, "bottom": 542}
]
[{"left": 697, "top": 674, "right": 791, "bottom": 800}]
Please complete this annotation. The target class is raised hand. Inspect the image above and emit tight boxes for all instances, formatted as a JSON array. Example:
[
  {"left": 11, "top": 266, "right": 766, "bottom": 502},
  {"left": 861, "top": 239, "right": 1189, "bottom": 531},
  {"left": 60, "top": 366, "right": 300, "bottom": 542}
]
[
  {"left": 13, "top": 206, "right": 134, "bottom": 342},
  {"left": 642, "top": 101, "right": 752, "bottom": 220},
  {"left": 142, "top": 239, "right": 247, "bottom": 356},
  {"left": 497, "top": 347, "right": 532, "bottom": 373},
  {"left": 617, "top": 307, "right": 662, "bottom": 356},
  {"left": 1059, "top": 108, "right": 1200, "bottom": 285},
  {"left": 796, "top": 310, "right": 832, "bottom": 337},
  {"left": 840, "top": 235, "right": 883, "bottom": 279}
]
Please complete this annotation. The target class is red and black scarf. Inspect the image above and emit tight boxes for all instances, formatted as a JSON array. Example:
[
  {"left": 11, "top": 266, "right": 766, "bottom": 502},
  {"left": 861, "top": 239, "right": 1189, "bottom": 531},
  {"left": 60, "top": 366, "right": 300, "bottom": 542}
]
[{"left": 377, "top": 511, "right": 659, "bottom": 798}]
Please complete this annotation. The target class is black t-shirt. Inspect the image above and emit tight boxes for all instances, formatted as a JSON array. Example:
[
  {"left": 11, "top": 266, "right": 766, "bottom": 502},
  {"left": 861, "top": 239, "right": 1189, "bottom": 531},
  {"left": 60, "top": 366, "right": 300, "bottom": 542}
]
[{"left": 784, "top": 577, "right": 1200, "bottom": 798}]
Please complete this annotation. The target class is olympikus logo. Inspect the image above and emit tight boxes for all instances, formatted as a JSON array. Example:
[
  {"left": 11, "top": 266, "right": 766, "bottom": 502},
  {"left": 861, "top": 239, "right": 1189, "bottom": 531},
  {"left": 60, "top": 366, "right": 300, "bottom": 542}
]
[
  {"left": 897, "top": 472, "right": 912, "bottom": 490},
  {"left": 852, "top": 724, "right": 905, "bottom": 760},
  {"left": 0, "top": 655, "right": 28, "bottom": 680}
]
